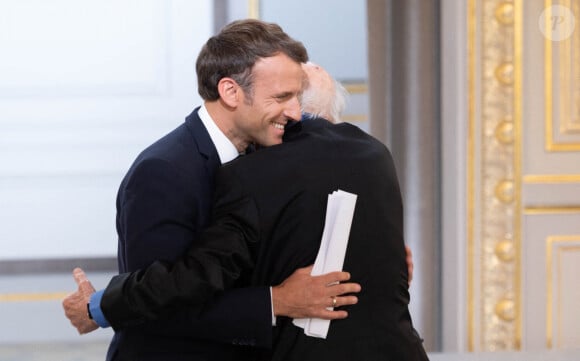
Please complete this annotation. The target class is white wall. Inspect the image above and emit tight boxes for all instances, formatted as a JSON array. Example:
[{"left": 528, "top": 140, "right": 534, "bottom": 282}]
[{"left": 0, "top": 0, "right": 212, "bottom": 260}]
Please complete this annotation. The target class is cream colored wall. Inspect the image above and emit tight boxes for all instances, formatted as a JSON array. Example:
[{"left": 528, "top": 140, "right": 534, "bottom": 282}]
[{"left": 0, "top": 0, "right": 212, "bottom": 343}]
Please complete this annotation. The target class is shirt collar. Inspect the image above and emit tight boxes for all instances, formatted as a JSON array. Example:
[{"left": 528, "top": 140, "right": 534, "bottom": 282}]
[{"left": 198, "top": 104, "right": 239, "bottom": 164}]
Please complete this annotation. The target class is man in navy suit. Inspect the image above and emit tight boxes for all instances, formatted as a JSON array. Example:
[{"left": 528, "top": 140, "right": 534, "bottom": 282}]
[
  {"left": 62, "top": 19, "right": 360, "bottom": 361},
  {"left": 64, "top": 60, "right": 427, "bottom": 360}
]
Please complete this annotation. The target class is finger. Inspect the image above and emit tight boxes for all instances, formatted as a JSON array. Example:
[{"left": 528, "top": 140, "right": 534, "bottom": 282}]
[
  {"left": 332, "top": 295, "right": 358, "bottom": 308},
  {"left": 72, "top": 268, "right": 88, "bottom": 286},
  {"left": 405, "top": 245, "right": 414, "bottom": 283},
  {"left": 78, "top": 280, "right": 96, "bottom": 295},
  {"left": 61, "top": 293, "right": 74, "bottom": 308},
  {"left": 315, "top": 309, "right": 349, "bottom": 320},
  {"left": 327, "top": 282, "right": 361, "bottom": 296},
  {"left": 318, "top": 270, "right": 351, "bottom": 285}
]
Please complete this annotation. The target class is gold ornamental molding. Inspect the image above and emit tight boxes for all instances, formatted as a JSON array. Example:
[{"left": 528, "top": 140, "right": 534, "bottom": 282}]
[
  {"left": 545, "top": 0, "right": 580, "bottom": 151},
  {"left": 248, "top": 0, "right": 260, "bottom": 19},
  {"left": 524, "top": 206, "right": 580, "bottom": 214},
  {"left": 523, "top": 174, "right": 580, "bottom": 183},
  {"left": 468, "top": 0, "right": 523, "bottom": 351},
  {"left": 0, "top": 292, "right": 69, "bottom": 302},
  {"left": 343, "top": 83, "right": 369, "bottom": 94}
]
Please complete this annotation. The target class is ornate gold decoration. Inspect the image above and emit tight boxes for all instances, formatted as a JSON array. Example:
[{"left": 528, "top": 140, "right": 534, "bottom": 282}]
[
  {"left": 495, "top": 298, "right": 516, "bottom": 321},
  {"left": 523, "top": 174, "right": 580, "bottom": 183},
  {"left": 561, "top": 0, "right": 580, "bottom": 133},
  {"left": 495, "top": 62, "right": 515, "bottom": 86},
  {"left": 495, "top": 179, "right": 515, "bottom": 203},
  {"left": 524, "top": 206, "right": 580, "bottom": 214},
  {"left": 468, "top": 0, "right": 522, "bottom": 351},
  {"left": 495, "top": 2, "right": 515, "bottom": 25},
  {"left": 495, "top": 240, "right": 516, "bottom": 262},
  {"left": 495, "top": 118, "right": 515, "bottom": 144}
]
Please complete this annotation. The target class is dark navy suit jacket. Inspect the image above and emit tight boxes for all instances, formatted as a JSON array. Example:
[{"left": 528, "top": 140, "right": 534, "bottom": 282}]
[
  {"left": 101, "top": 117, "right": 428, "bottom": 361},
  {"left": 107, "top": 107, "right": 271, "bottom": 361}
]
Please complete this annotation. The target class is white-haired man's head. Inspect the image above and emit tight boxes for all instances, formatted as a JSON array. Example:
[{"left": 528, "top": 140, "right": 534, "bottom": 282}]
[{"left": 301, "top": 62, "right": 348, "bottom": 123}]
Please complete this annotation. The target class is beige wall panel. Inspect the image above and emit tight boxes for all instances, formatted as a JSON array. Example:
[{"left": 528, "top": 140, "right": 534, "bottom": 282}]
[
  {"left": 522, "top": 214, "right": 580, "bottom": 349},
  {"left": 524, "top": 0, "right": 580, "bottom": 172},
  {"left": 523, "top": 183, "right": 580, "bottom": 206},
  {"left": 549, "top": 239, "right": 580, "bottom": 348},
  {"left": 520, "top": 0, "right": 580, "bottom": 351}
]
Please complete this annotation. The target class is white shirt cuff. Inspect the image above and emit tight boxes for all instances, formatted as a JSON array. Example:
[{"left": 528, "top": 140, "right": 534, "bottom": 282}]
[{"left": 269, "top": 286, "right": 277, "bottom": 326}]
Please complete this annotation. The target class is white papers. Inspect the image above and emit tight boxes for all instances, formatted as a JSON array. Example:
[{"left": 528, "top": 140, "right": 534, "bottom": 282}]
[{"left": 293, "top": 189, "right": 358, "bottom": 339}]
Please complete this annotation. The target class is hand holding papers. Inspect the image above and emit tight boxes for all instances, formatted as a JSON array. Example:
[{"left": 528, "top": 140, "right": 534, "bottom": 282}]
[{"left": 293, "top": 189, "right": 358, "bottom": 339}]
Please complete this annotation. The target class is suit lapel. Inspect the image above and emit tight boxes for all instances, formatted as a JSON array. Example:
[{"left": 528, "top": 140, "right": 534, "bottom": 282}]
[{"left": 185, "top": 107, "right": 221, "bottom": 173}]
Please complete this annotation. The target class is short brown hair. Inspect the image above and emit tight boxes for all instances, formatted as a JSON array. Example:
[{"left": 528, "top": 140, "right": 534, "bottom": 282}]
[{"left": 196, "top": 19, "right": 308, "bottom": 101}]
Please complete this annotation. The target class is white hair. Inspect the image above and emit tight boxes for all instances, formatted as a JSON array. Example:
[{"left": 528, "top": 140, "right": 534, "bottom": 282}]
[{"left": 301, "top": 78, "right": 348, "bottom": 123}]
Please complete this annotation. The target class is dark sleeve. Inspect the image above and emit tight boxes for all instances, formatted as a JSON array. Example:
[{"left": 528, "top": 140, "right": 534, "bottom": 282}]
[
  {"left": 102, "top": 164, "right": 262, "bottom": 333},
  {"left": 117, "top": 158, "right": 271, "bottom": 347},
  {"left": 183, "top": 286, "right": 272, "bottom": 347}
]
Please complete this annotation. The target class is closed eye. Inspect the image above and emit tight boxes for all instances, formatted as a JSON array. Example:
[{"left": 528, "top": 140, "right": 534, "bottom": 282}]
[{"left": 274, "top": 93, "right": 293, "bottom": 101}]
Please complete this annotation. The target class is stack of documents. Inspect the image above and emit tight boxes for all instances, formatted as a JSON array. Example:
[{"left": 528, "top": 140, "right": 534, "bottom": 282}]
[{"left": 293, "top": 189, "right": 358, "bottom": 339}]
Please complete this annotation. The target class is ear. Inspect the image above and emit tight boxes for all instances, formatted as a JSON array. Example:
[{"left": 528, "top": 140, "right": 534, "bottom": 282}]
[{"left": 217, "top": 78, "right": 240, "bottom": 108}]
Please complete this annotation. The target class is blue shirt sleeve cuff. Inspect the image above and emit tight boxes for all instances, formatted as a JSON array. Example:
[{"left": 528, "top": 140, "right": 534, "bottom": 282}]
[{"left": 89, "top": 290, "right": 111, "bottom": 328}]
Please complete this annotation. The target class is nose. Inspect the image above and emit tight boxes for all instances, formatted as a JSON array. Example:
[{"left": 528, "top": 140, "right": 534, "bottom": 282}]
[{"left": 284, "top": 96, "right": 302, "bottom": 121}]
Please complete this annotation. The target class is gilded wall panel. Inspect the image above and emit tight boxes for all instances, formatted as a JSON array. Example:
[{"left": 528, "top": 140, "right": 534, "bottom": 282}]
[{"left": 468, "top": 0, "right": 522, "bottom": 351}]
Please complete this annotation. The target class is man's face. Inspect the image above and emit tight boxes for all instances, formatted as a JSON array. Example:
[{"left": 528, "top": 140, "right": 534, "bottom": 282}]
[{"left": 235, "top": 53, "right": 304, "bottom": 147}]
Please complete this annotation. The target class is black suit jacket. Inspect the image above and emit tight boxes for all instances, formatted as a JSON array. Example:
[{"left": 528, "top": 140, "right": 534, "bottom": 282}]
[
  {"left": 107, "top": 108, "right": 271, "bottom": 361},
  {"left": 101, "top": 117, "right": 428, "bottom": 360}
]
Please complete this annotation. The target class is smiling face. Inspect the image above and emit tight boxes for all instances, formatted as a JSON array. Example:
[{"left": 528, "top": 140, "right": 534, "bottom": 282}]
[{"left": 233, "top": 53, "right": 305, "bottom": 148}]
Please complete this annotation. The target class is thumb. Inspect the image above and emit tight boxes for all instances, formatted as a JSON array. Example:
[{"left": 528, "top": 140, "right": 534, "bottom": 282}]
[
  {"left": 72, "top": 268, "right": 88, "bottom": 286},
  {"left": 79, "top": 279, "right": 96, "bottom": 295}
]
